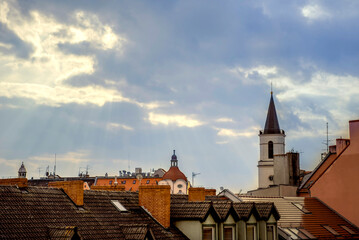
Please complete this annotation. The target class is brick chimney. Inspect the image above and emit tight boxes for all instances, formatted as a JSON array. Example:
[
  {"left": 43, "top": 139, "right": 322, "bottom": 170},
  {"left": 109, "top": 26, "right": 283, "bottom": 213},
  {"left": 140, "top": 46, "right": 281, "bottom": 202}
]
[
  {"left": 188, "top": 187, "right": 206, "bottom": 202},
  {"left": 205, "top": 189, "right": 216, "bottom": 196},
  {"left": 336, "top": 138, "right": 350, "bottom": 154},
  {"left": 0, "top": 178, "right": 27, "bottom": 187},
  {"left": 91, "top": 185, "right": 125, "bottom": 191},
  {"left": 49, "top": 180, "right": 84, "bottom": 206},
  {"left": 139, "top": 185, "right": 171, "bottom": 228},
  {"left": 329, "top": 145, "right": 336, "bottom": 154}
]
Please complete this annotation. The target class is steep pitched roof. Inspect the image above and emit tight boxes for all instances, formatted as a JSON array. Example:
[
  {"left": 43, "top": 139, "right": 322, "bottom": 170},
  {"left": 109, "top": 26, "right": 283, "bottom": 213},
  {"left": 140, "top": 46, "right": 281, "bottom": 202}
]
[
  {"left": 263, "top": 93, "right": 281, "bottom": 134},
  {"left": 170, "top": 202, "right": 220, "bottom": 221},
  {"left": 240, "top": 196, "right": 359, "bottom": 240},
  {"left": 0, "top": 186, "right": 188, "bottom": 240}
]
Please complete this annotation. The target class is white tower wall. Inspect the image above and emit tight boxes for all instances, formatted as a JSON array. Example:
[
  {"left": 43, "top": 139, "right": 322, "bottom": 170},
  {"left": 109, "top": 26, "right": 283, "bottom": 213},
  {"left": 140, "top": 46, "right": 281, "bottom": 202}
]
[{"left": 258, "top": 132, "right": 285, "bottom": 188}]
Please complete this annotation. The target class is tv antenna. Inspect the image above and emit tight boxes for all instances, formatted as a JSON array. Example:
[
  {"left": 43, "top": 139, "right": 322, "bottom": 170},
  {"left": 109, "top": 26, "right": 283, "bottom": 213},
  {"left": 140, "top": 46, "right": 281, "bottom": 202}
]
[
  {"left": 321, "top": 122, "right": 332, "bottom": 160},
  {"left": 192, "top": 172, "right": 200, "bottom": 187}
]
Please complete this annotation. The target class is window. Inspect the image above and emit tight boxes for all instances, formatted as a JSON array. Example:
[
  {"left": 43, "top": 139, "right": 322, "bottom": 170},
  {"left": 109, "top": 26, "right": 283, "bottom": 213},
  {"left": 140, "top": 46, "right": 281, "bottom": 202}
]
[
  {"left": 122, "top": 180, "right": 126, "bottom": 184},
  {"left": 267, "top": 225, "right": 275, "bottom": 240},
  {"left": 109, "top": 180, "right": 112, "bottom": 185},
  {"left": 133, "top": 180, "right": 136, "bottom": 184},
  {"left": 340, "top": 225, "right": 356, "bottom": 235},
  {"left": 111, "top": 200, "right": 127, "bottom": 212},
  {"left": 322, "top": 225, "right": 339, "bottom": 236},
  {"left": 279, "top": 227, "right": 316, "bottom": 239},
  {"left": 177, "top": 184, "right": 183, "bottom": 188},
  {"left": 146, "top": 180, "right": 150, "bottom": 184},
  {"left": 246, "top": 225, "right": 256, "bottom": 240},
  {"left": 224, "top": 226, "right": 235, "bottom": 240},
  {"left": 292, "top": 202, "right": 311, "bottom": 214},
  {"left": 203, "top": 226, "right": 215, "bottom": 240},
  {"left": 268, "top": 141, "right": 273, "bottom": 159}
]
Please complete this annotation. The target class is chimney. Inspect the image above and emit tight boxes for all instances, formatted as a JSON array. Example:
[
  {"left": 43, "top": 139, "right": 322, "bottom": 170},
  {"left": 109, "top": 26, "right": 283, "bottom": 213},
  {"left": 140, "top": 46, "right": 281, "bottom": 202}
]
[
  {"left": 139, "top": 185, "right": 171, "bottom": 228},
  {"left": 329, "top": 145, "right": 336, "bottom": 154},
  {"left": 188, "top": 187, "right": 206, "bottom": 202},
  {"left": 336, "top": 138, "right": 350, "bottom": 154},
  {"left": 205, "top": 189, "right": 216, "bottom": 196},
  {"left": 49, "top": 180, "right": 84, "bottom": 206},
  {"left": 0, "top": 178, "right": 27, "bottom": 187},
  {"left": 91, "top": 185, "right": 125, "bottom": 191}
]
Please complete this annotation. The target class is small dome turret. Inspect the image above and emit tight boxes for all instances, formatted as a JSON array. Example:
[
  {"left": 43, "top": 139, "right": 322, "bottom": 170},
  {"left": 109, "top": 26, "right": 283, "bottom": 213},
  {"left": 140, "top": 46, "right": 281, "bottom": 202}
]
[{"left": 18, "top": 162, "right": 27, "bottom": 178}]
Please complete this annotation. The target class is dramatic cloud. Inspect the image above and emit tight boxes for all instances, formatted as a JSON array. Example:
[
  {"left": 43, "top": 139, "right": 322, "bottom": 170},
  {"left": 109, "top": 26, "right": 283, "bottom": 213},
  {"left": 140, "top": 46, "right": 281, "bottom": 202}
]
[
  {"left": 0, "top": 0, "right": 358, "bottom": 192},
  {"left": 147, "top": 112, "right": 204, "bottom": 128}
]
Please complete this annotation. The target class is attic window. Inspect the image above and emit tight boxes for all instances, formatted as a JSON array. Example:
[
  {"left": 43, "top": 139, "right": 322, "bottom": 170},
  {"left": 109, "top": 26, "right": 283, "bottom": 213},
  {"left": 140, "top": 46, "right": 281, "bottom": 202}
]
[
  {"left": 322, "top": 225, "right": 339, "bottom": 236},
  {"left": 340, "top": 225, "right": 356, "bottom": 235},
  {"left": 111, "top": 200, "right": 128, "bottom": 212},
  {"left": 292, "top": 202, "right": 311, "bottom": 214}
]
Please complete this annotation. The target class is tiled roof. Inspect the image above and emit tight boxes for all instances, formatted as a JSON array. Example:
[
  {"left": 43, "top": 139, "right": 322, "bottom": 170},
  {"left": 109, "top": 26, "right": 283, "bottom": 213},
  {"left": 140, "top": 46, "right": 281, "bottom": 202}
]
[
  {"left": 170, "top": 194, "right": 188, "bottom": 203},
  {"left": 162, "top": 167, "right": 187, "bottom": 182},
  {"left": 212, "top": 201, "right": 232, "bottom": 220},
  {"left": 170, "top": 202, "right": 215, "bottom": 220},
  {"left": 119, "top": 224, "right": 151, "bottom": 240},
  {"left": 255, "top": 202, "right": 279, "bottom": 220},
  {"left": 233, "top": 202, "right": 256, "bottom": 220},
  {"left": 94, "top": 177, "right": 162, "bottom": 192},
  {"left": 240, "top": 196, "right": 359, "bottom": 239},
  {"left": 0, "top": 186, "right": 188, "bottom": 240}
]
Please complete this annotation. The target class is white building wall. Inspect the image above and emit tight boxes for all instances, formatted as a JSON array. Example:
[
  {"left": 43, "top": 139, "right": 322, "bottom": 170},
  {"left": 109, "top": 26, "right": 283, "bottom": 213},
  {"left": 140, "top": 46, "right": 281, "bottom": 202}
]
[
  {"left": 159, "top": 178, "right": 187, "bottom": 194},
  {"left": 258, "top": 133, "right": 285, "bottom": 188},
  {"left": 259, "top": 134, "right": 285, "bottom": 161}
]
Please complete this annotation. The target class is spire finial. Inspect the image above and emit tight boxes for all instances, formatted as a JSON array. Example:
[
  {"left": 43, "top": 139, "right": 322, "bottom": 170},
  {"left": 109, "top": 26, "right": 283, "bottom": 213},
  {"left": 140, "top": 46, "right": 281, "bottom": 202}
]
[
  {"left": 173, "top": 150, "right": 175, "bottom": 155},
  {"left": 271, "top": 81, "right": 273, "bottom": 95}
]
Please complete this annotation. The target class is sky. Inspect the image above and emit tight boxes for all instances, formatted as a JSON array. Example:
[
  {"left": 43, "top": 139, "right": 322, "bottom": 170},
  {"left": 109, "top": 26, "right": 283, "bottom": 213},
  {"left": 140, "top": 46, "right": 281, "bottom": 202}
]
[{"left": 0, "top": 0, "right": 359, "bottom": 192}]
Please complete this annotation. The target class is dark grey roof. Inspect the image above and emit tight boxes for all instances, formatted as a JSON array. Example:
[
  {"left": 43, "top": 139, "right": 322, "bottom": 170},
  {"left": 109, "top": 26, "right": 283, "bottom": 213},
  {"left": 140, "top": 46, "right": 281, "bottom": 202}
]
[
  {"left": 264, "top": 93, "right": 281, "bottom": 134},
  {"left": 0, "top": 186, "right": 188, "bottom": 240}
]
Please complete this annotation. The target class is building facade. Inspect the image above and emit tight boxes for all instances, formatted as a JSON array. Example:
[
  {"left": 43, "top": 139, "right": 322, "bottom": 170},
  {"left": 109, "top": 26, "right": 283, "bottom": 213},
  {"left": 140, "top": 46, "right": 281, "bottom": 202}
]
[
  {"left": 258, "top": 92, "right": 286, "bottom": 189},
  {"left": 159, "top": 150, "right": 188, "bottom": 194}
]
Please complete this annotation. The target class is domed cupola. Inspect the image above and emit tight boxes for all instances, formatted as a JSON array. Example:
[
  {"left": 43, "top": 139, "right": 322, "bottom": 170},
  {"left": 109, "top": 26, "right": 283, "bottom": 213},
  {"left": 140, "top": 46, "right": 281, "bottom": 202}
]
[
  {"left": 18, "top": 162, "right": 27, "bottom": 178},
  {"left": 162, "top": 150, "right": 187, "bottom": 181}
]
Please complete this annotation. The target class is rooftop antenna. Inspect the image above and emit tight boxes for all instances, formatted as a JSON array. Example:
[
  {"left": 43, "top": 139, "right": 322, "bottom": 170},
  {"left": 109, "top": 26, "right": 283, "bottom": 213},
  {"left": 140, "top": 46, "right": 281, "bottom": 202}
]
[
  {"left": 321, "top": 122, "right": 332, "bottom": 160},
  {"left": 37, "top": 167, "right": 42, "bottom": 178},
  {"left": 326, "top": 122, "right": 329, "bottom": 153},
  {"left": 53, "top": 154, "right": 56, "bottom": 176},
  {"left": 192, "top": 172, "right": 200, "bottom": 187}
]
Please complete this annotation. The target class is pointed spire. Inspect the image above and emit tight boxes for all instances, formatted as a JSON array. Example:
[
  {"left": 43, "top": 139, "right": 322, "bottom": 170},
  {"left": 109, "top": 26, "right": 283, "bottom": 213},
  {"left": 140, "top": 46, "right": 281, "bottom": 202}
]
[
  {"left": 263, "top": 93, "right": 281, "bottom": 134},
  {"left": 171, "top": 150, "right": 178, "bottom": 167}
]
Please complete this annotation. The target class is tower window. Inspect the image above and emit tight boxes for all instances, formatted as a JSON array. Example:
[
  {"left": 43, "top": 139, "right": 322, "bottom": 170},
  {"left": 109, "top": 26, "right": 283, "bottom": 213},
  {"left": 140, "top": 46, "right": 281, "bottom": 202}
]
[{"left": 268, "top": 141, "right": 274, "bottom": 159}]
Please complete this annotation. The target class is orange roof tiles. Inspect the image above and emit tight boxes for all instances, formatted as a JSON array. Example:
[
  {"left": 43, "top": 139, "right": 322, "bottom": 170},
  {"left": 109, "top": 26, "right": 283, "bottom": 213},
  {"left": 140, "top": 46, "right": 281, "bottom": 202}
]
[
  {"left": 95, "top": 177, "right": 162, "bottom": 192},
  {"left": 162, "top": 166, "right": 187, "bottom": 181},
  {"left": 240, "top": 196, "right": 359, "bottom": 239}
]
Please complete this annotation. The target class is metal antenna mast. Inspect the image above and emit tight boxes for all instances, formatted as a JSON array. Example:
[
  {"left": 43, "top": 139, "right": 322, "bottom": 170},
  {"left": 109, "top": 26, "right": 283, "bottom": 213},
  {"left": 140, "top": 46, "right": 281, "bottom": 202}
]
[
  {"left": 192, "top": 172, "right": 200, "bottom": 187},
  {"left": 326, "top": 122, "right": 329, "bottom": 153}
]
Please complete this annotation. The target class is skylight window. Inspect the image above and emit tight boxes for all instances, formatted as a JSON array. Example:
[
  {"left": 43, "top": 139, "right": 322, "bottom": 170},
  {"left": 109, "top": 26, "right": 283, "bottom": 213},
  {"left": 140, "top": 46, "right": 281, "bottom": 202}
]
[
  {"left": 322, "top": 225, "right": 339, "bottom": 236},
  {"left": 111, "top": 200, "right": 128, "bottom": 212},
  {"left": 340, "top": 225, "right": 356, "bottom": 235},
  {"left": 280, "top": 227, "right": 316, "bottom": 240},
  {"left": 292, "top": 202, "right": 311, "bottom": 214},
  {"left": 298, "top": 229, "right": 316, "bottom": 239}
]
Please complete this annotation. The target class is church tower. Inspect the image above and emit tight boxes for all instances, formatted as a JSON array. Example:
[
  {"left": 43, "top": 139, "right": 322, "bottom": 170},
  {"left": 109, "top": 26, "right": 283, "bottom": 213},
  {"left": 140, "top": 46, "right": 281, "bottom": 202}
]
[{"left": 258, "top": 92, "right": 285, "bottom": 188}]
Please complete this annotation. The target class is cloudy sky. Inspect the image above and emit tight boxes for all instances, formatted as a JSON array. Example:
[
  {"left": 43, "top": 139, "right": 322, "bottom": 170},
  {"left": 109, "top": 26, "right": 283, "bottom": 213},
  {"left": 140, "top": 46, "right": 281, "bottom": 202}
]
[{"left": 0, "top": 0, "right": 358, "bottom": 192}]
